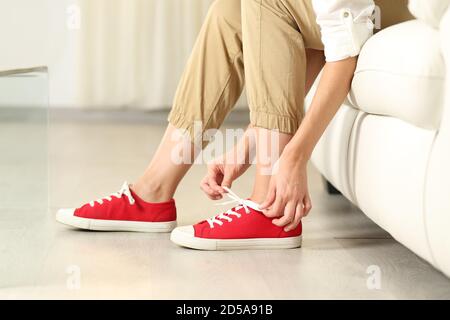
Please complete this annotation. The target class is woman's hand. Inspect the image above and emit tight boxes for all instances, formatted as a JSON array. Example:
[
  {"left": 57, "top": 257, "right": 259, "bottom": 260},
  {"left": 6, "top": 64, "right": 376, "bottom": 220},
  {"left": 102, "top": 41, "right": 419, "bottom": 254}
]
[
  {"left": 201, "top": 125, "right": 255, "bottom": 200},
  {"left": 257, "top": 58, "right": 357, "bottom": 230},
  {"left": 200, "top": 150, "right": 251, "bottom": 200},
  {"left": 259, "top": 149, "right": 312, "bottom": 231}
]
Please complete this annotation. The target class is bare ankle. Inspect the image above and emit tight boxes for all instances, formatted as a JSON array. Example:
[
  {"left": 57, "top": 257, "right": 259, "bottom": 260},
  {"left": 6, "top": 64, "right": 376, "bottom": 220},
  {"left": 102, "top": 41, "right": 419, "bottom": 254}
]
[
  {"left": 132, "top": 179, "right": 173, "bottom": 203},
  {"left": 249, "top": 193, "right": 266, "bottom": 205}
]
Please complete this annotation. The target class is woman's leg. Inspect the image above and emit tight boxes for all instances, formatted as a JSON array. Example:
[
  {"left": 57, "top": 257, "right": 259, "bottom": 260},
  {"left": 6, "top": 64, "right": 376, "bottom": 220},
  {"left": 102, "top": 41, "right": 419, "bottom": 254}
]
[
  {"left": 133, "top": 124, "right": 196, "bottom": 202},
  {"left": 250, "top": 49, "right": 325, "bottom": 203},
  {"left": 133, "top": 0, "right": 244, "bottom": 202},
  {"left": 241, "top": 0, "right": 325, "bottom": 203}
]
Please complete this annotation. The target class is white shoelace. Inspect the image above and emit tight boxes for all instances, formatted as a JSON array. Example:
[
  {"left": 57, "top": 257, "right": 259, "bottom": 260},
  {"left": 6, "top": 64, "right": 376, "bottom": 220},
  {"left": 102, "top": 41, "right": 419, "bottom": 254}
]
[
  {"left": 206, "top": 187, "right": 260, "bottom": 228},
  {"left": 89, "top": 182, "right": 135, "bottom": 207}
]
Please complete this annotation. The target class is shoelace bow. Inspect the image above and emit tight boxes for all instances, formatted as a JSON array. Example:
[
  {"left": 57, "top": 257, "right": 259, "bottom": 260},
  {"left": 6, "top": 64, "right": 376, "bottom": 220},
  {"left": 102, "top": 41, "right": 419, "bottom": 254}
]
[
  {"left": 89, "top": 182, "right": 135, "bottom": 207},
  {"left": 206, "top": 187, "right": 258, "bottom": 228}
]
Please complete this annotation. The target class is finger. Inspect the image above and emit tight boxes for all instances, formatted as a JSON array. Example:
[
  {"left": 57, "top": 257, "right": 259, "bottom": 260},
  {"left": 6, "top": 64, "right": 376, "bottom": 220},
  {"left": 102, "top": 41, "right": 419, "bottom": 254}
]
[
  {"left": 259, "top": 183, "right": 276, "bottom": 210},
  {"left": 200, "top": 181, "right": 217, "bottom": 199},
  {"left": 303, "top": 193, "right": 312, "bottom": 217},
  {"left": 200, "top": 177, "right": 222, "bottom": 200},
  {"left": 221, "top": 172, "right": 234, "bottom": 189},
  {"left": 284, "top": 203, "right": 303, "bottom": 231},
  {"left": 272, "top": 201, "right": 296, "bottom": 227},
  {"left": 208, "top": 174, "right": 225, "bottom": 194},
  {"left": 265, "top": 194, "right": 285, "bottom": 218}
]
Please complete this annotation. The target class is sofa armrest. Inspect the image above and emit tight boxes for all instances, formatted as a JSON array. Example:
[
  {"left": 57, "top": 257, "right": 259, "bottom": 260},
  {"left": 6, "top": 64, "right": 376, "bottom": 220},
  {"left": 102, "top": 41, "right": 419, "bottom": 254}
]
[
  {"left": 437, "top": 5, "right": 450, "bottom": 137},
  {"left": 408, "top": 0, "right": 450, "bottom": 28},
  {"left": 423, "top": 6, "right": 450, "bottom": 276}
]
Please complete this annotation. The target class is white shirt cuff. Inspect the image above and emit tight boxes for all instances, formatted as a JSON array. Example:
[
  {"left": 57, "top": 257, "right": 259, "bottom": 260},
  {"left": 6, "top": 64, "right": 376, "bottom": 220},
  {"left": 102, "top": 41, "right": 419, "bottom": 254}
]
[{"left": 313, "top": 1, "right": 375, "bottom": 62}]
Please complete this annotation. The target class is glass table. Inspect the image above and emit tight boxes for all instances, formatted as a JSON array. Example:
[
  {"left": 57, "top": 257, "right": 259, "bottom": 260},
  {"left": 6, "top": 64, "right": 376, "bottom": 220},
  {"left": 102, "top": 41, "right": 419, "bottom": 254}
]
[{"left": 0, "top": 67, "right": 49, "bottom": 288}]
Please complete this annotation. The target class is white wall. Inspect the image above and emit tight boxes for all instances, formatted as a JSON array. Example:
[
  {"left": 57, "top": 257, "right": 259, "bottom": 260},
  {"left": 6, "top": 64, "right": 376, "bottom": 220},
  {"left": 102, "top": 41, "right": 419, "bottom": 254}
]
[
  {"left": 0, "top": 0, "right": 80, "bottom": 107},
  {"left": 0, "top": 0, "right": 49, "bottom": 71},
  {"left": 0, "top": 0, "right": 246, "bottom": 110}
]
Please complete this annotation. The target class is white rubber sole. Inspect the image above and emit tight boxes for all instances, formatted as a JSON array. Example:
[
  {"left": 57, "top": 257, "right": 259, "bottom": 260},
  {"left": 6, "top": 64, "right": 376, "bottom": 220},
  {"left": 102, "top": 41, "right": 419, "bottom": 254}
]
[
  {"left": 56, "top": 209, "right": 176, "bottom": 233},
  {"left": 170, "top": 226, "right": 302, "bottom": 250}
]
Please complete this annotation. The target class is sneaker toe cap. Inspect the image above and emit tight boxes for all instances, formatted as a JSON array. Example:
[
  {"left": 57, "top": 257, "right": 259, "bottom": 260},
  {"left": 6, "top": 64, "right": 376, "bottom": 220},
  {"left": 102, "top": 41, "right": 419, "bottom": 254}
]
[
  {"left": 56, "top": 208, "right": 76, "bottom": 221},
  {"left": 173, "top": 225, "right": 194, "bottom": 236}
]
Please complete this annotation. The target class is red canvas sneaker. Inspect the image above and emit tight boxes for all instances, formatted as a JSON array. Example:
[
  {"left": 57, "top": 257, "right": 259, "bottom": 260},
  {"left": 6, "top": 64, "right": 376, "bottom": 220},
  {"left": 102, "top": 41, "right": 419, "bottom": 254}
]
[
  {"left": 170, "top": 188, "right": 302, "bottom": 250},
  {"left": 56, "top": 182, "right": 177, "bottom": 232}
]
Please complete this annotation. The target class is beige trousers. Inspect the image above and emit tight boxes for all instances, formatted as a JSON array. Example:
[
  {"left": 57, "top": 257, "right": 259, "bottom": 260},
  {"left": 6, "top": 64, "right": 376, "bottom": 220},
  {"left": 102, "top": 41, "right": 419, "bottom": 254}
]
[
  {"left": 168, "top": 0, "right": 323, "bottom": 141},
  {"left": 168, "top": 0, "right": 413, "bottom": 142}
]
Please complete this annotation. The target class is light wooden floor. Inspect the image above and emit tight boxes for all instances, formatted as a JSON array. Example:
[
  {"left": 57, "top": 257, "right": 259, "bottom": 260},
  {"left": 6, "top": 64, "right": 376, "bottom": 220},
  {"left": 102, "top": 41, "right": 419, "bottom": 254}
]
[{"left": 1, "top": 110, "right": 450, "bottom": 299}]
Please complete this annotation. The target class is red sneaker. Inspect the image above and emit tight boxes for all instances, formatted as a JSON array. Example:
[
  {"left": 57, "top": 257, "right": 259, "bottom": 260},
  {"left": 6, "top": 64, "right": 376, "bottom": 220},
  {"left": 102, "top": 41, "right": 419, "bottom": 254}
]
[
  {"left": 56, "top": 182, "right": 177, "bottom": 232},
  {"left": 170, "top": 188, "right": 302, "bottom": 250}
]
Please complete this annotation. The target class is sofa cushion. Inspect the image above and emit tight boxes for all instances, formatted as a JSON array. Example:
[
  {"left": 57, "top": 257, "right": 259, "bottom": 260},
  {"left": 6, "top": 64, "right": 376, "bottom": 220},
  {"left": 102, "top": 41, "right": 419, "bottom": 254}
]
[
  {"left": 349, "top": 20, "right": 445, "bottom": 130},
  {"left": 408, "top": 0, "right": 450, "bottom": 29},
  {"left": 351, "top": 113, "right": 436, "bottom": 263}
]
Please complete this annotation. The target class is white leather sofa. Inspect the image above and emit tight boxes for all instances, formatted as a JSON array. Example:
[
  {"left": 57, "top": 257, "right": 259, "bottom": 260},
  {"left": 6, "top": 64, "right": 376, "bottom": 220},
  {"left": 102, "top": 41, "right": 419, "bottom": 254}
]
[{"left": 307, "top": 0, "right": 450, "bottom": 277}]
